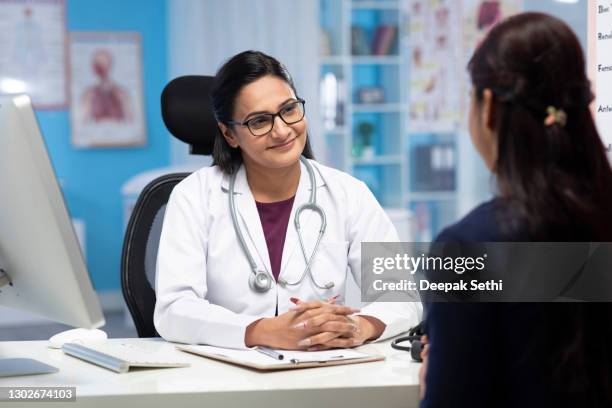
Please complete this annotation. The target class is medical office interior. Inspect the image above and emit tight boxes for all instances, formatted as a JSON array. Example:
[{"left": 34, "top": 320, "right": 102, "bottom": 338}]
[
  {"left": 0, "top": 0, "right": 603, "bottom": 394},
  {"left": 0, "top": 0, "right": 591, "bottom": 340}
]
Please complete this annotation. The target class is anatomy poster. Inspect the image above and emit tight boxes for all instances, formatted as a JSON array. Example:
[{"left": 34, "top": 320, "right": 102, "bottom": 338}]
[
  {"left": 408, "top": 0, "right": 462, "bottom": 133},
  {"left": 588, "top": 0, "right": 612, "bottom": 159},
  {"left": 462, "top": 0, "right": 523, "bottom": 57},
  {"left": 69, "top": 32, "right": 146, "bottom": 148},
  {"left": 460, "top": 0, "right": 523, "bottom": 125},
  {"left": 0, "top": 0, "right": 68, "bottom": 109}
]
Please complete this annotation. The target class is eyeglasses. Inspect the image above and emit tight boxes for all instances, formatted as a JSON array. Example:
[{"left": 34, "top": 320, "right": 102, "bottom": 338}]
[{"left": 226, "top": 99, "right": 306, "bottom": 137}]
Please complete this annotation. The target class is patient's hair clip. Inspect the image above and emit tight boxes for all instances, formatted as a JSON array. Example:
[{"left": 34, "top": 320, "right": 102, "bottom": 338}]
[{"left": 544, "top": 106, "right": 567, "bottom": 127}]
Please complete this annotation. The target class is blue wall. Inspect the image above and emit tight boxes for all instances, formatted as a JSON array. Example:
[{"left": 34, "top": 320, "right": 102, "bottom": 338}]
[{"left": 35, "top": 0, "right": 169, "bottom": 290}]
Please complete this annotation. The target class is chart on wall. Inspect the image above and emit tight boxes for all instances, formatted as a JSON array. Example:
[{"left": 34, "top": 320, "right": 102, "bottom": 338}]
[
  {"left": 588, "top": 0, "right": 612, "bottom": 157},
  {"left": 407, "top": 0, "right": 524, "bottom": 133},
  {"left": 460, "top": 0, "right": 523, "bottom": 126},
  {"left": 69, "top": 32, "right": 146, "bottom": 148},
  {"left": 407, "top": 0, "right": 462, "bottom": 133},
  {"left": 462, "top": 0, "right": 524, "bottom": 59},
  {"left": 0, "top": 0, "right": 68, "bottom": 109}
]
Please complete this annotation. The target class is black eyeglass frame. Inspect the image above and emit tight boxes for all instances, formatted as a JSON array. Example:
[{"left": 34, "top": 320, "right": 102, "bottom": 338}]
[{"left": 226, "top": 98, "right": 306, "bottom": 137}]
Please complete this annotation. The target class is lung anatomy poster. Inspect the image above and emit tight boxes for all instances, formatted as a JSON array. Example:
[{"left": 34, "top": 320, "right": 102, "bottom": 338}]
[{"left": 589, "top": 0, "right": 612, "bottom": 159}]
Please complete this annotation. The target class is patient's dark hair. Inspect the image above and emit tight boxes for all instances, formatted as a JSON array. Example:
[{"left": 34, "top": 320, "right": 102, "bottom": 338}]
[
  {"left": 468, "top": 12, "right": 612, "bottom": 241},
  {"left": 469, "top": 13, "right": 612, "bottom": 405},
  {"left": 210, "top": 50, "right": 314, "bottom": 174}
]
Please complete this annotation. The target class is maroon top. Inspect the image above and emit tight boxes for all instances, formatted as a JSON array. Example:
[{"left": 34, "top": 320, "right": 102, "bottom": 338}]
[{"left": 255, "top": 196, "right": 296, "bottom": 281}]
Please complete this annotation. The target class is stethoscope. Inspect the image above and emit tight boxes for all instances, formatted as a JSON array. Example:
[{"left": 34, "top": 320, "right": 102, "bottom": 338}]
[
  {"left": 229, "top": 156, "right": 335, "bottom": 293},
  {"left": 391, "top": 321, "right": 426, "bottom": 362}
]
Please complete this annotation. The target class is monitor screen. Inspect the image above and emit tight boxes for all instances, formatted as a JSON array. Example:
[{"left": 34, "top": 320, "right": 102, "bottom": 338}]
[{"left": 0, "top": 95, "right": 104, "bottom": 329}]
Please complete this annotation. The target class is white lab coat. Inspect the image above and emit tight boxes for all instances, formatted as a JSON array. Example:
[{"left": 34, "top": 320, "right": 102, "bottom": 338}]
[{"left": 154, "top": 159, "right": 422, "bottom": 349}]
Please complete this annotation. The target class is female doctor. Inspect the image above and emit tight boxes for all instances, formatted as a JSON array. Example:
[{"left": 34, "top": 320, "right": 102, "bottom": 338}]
[{"left": 154, "top": 50, "right": 421, "bottom": 350}]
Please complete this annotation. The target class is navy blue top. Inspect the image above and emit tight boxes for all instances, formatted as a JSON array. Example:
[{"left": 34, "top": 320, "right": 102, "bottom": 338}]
[{"left": 420, "top": 199, "right": 601, "bottom": 408}]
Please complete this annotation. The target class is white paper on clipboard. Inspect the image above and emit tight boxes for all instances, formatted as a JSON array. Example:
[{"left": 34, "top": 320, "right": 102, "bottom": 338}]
[{"left": 176, "top": 344, "right": 384, "bottom": 370}]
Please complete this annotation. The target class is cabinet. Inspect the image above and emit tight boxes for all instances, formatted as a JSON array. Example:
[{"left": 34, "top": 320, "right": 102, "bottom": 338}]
[{"left": 319, "top": 0, "right": 458, "bottom": 239}]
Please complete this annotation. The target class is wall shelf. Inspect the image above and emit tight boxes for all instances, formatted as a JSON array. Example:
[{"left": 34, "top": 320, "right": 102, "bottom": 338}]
[
  {"left": 320, "top": 55, "right": 350, "bottom": 65},
  {"left": 353, "top": 155, "right": 402, "bottom": 166},
  {"left": 352, "top": 103, "right": 405, "bottom": 113},
  {"left": 319, "top": 0, "right": 407, "bottom": 210},
  {"left": 351, "top": 1, "right": 399, "bottom": 10},
  {"left": 351, "top": 56, "right": 401, "bottom": 65}
]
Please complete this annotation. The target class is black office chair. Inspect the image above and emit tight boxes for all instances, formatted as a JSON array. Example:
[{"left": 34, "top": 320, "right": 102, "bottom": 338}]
[{"left": 121, "top": 76, "right": 217, "bottom": 337}]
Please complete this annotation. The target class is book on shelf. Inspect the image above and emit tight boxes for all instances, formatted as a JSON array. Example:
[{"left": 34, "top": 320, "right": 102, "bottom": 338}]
[
  {"left": 412, "top": 144, "right": 455, "bottom": 191},
  {"left": 351, "top": 26, "right": 371, "bottom": 55},
  {"left": 372, "top": 25, "right": 398, "bottom": 56}
]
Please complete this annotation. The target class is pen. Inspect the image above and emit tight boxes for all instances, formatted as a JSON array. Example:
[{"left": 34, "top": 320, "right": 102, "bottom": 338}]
[
  {"left": 255, "top": 346, "right": 284, "bottom": 360},
  {"left": 290, "top": 355, "right": 344, "bottom": 364}
]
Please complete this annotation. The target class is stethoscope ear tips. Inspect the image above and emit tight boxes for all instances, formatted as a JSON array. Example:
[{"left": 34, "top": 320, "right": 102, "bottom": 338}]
[{"left": 324, "top": 282, "right": 334, "bottom": 289}]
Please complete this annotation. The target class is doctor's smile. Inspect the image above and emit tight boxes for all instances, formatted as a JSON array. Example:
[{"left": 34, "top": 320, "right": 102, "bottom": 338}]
[{"left": 268, "top": 136, "right": 297, "bottom": 151}]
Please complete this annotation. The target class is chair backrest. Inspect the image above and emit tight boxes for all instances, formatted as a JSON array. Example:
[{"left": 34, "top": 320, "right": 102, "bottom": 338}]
[
  {"left": 121, "top": 173, "right": 190, "bottom": 337},
  {"left": 121, "top": 75, "right": 217, "bottom": 337},
  {"left": 160, "top": 75, "right": 217, "bottom": 155}
]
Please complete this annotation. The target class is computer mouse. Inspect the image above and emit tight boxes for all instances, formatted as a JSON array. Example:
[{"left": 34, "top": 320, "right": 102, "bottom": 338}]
[{"left": 48, "top": 328, "right": 108, "bottom": 349}]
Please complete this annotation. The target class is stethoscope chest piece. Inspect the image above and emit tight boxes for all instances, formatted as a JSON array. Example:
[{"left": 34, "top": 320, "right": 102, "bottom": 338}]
[
  {"left": 230, "top": 157, "right": 333, "bottom": 294},
  {"left": 249, "top": 270, "right": 272, "bottom": 293}
]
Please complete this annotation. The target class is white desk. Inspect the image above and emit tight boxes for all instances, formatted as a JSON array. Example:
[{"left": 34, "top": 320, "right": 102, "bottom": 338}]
[{"left": 0, "top": 338, "right": 420, "bottom": 408}]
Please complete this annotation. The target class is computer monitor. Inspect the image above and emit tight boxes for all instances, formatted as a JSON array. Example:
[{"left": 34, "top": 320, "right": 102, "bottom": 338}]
[{"left": 0, "top": 95, "right": 105, "bottom": 376}]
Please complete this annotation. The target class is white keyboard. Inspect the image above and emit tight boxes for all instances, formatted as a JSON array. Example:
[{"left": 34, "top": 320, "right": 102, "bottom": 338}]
[{"left": 62, "top": 341, "right": 190, "bottom": 373}]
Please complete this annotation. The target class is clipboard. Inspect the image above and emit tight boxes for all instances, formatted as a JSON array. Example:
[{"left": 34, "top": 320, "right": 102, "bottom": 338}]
[{"left": 176, "top": 344, "right": 385, "bottom": 371}]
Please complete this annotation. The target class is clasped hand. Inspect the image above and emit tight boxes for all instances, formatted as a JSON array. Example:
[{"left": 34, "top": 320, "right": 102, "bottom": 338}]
[{"left": 245, "top": 297, "right": 383, "bottom": 350}]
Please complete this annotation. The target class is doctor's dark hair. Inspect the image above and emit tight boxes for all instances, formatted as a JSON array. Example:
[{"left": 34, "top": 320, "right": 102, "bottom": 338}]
[
  {"left": 210, "top": 50, "right": 314, "bottom": 174},
  {"left": 469, "top": 12, "right": 612, "bottom": 406},
  {"left": 468, "top": 12, "right": 612, "bottom": 241}
]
